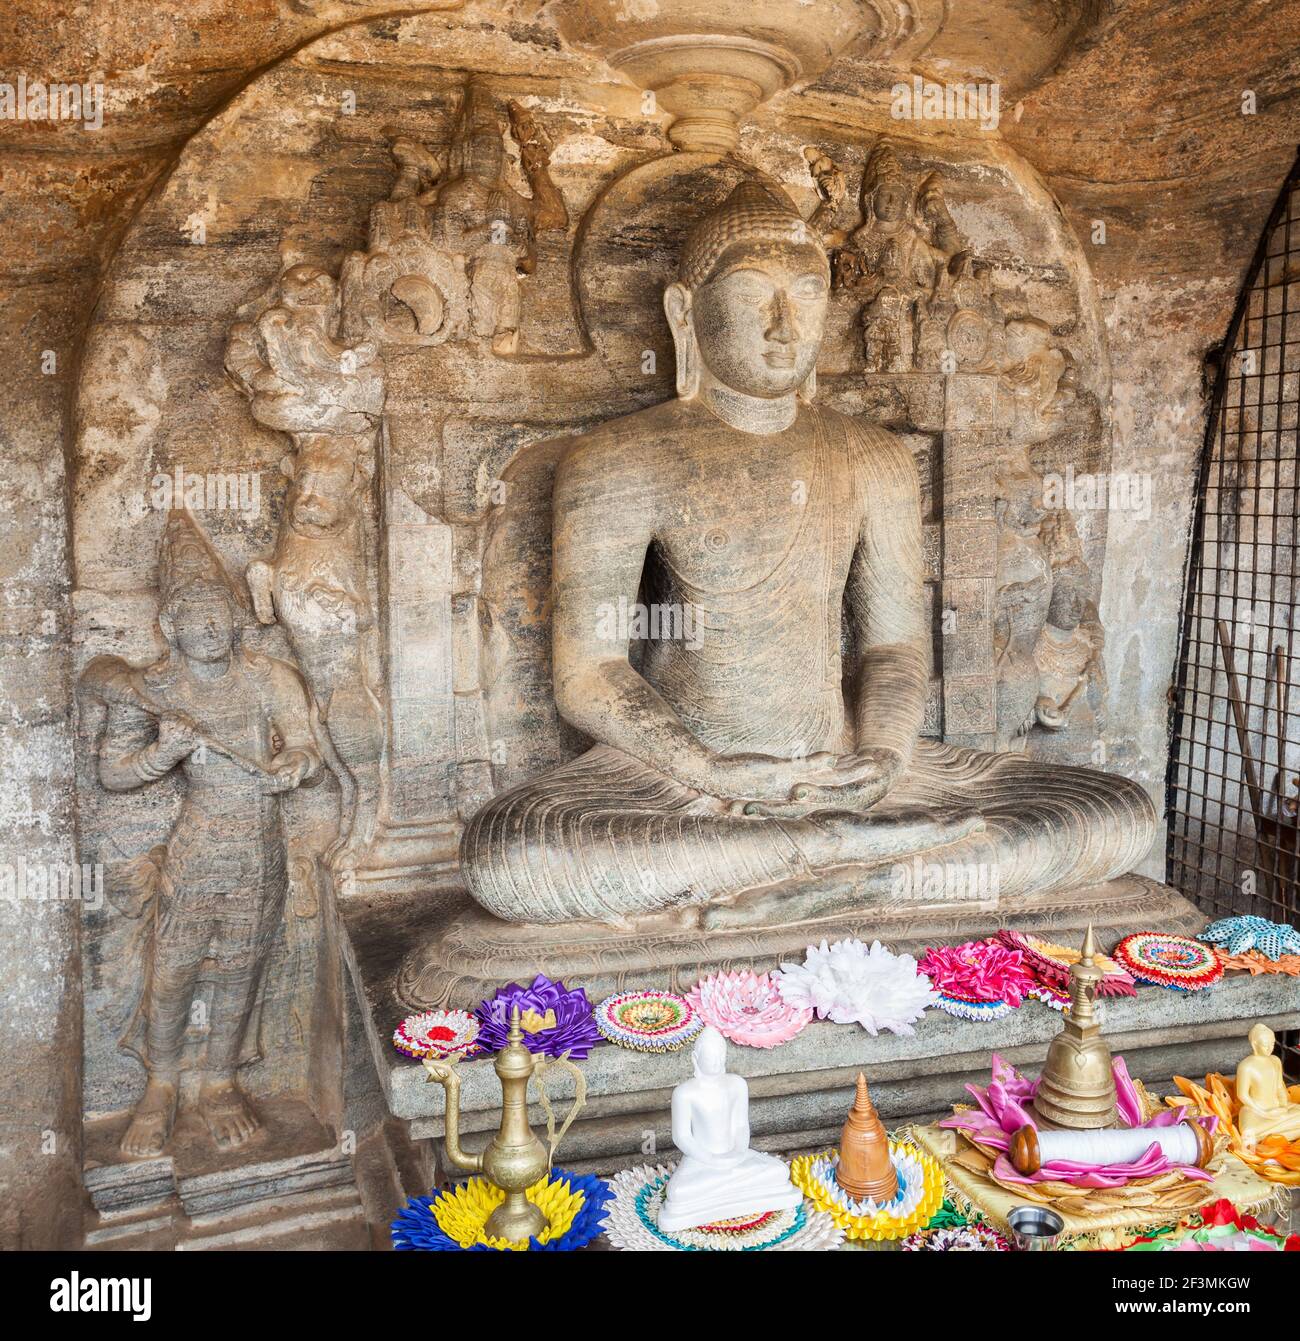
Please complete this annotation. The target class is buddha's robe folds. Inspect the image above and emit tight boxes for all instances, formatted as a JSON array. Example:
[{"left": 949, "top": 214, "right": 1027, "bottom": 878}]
[{"left": 461, "top": 405, "right": 1155, "bottom": 925}]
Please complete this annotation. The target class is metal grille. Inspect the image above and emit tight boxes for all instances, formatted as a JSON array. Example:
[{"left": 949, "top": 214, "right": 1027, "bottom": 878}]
[{"left": 1168, "top": 150, "right": 1300, "bottom": 1075}]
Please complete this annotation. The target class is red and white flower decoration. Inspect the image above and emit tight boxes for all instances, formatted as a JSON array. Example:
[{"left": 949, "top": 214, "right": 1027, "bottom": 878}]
[{"left": 393, "top": 1009, "right": 481, "bottom": 1061}]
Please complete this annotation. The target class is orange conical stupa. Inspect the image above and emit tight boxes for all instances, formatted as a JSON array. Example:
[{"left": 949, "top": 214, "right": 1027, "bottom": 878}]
[{"left": 836, "top": 1073, "right": 898, "bottom": 1203}]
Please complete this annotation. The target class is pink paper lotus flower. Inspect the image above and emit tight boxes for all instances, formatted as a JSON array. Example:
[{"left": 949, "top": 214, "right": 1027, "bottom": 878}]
[
  {"left": 687, "top": 970, "right": 813, "bottom": 1049},
  {"left": 918, "top": 940, "right": 1037, "bottom": 1008}
]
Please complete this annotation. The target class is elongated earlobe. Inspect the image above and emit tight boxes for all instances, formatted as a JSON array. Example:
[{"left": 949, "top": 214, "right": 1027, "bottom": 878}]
[{"left": 664, "top": 282, "right": 700, "bottom": 400}]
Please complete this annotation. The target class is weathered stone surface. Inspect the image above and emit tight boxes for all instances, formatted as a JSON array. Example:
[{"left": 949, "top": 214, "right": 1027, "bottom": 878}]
[{"left": 2, "top": 0, "right": 1299, "bottom": 1250}]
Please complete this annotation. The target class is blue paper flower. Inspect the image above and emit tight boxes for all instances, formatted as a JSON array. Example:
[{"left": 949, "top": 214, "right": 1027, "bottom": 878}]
[
  {"left": 391, "top": 1169, "right": 613, "bottom": 1252},
  {"left": 1200, "top": 915, "right": 1300, "bottom": 962}
]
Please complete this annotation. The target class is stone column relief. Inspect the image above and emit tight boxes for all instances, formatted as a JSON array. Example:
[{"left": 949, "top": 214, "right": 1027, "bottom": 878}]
[{"left": 79, "top": 512, "right": 324, "bottom": 1157}]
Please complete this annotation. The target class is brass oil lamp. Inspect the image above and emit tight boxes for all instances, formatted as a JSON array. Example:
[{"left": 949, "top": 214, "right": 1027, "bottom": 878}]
[
  {"left": 423, "top": 1005, "right": 586, "bottom": 1244},
  {"left": 1033, "top": 925, "right": 1119, "bottom": 1130}
]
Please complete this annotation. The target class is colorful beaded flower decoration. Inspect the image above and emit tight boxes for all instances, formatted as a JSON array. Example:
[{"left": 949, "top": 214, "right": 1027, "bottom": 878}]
[
  {"left": 391, "top": 1169, "right": 612, "bottom": 1251},
  {"left": 686, "top": 969, "right": 812, "bottom": 1048},
  {"left": 997, "top": 929, "right": 1137, "bottom": 997},
  {"left": 602, "top": 1164, "right": 843, "bottom": 1252},
  {"left": 1113, "top": 932, "right": 1225, "bottom": 991},
  {"left": 595, "top": 989, "right": 704, "bottom": 1053},
  {"left": 789, "top": 1143, "right": 944, "bottom": 1242},
  {"left": 902, "top": 1222, "right": 1011, "bottom": 1251},
  {"left": 1199, "top": 915, "right": 1300, "bottom": 962},
  {"left": 392, "top": 1009, "right": 480, "bottom": 1061}
]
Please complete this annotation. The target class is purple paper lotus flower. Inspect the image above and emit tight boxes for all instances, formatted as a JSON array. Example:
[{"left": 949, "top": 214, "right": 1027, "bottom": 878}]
[{"left": 474, "top": 974, "right": 602, "bottom": 1060}]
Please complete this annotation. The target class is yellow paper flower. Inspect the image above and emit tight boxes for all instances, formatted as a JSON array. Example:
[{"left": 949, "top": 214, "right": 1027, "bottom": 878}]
[
  {"left": 791, "top": 1142, "right": 944, "bottom": 1242},
  {"left": 431, "top": 1173, "right": 586, "bottom": 1250}
]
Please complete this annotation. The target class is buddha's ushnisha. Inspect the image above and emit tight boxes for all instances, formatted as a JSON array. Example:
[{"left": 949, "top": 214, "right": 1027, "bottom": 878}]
[{"left": 461, "top": 180, "right": 1154, "bottom": 927}]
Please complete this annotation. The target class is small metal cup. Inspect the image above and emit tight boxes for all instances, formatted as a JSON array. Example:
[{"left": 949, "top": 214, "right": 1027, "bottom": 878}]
[{"left": 1007, "top": 1205, "right": 1064, "bottom": 1250}]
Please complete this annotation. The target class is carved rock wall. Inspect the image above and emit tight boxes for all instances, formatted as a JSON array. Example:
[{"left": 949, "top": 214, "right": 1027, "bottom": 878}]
[{"left": 2, "top": 0, "right": 1299, "bottom": 1248}]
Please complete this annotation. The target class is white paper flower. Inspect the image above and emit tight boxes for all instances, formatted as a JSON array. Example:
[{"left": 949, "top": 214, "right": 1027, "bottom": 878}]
[{"left": 775, "top": 938, "right": 936, "bottom": 1037}]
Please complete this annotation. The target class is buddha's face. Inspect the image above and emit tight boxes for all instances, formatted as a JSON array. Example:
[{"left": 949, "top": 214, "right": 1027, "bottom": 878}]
[
  {"left": 689, "top": 250, "right": 828, "bottom": 400},
  {"left": 168, "top": 583, "right": 235, "bottom": 663}
]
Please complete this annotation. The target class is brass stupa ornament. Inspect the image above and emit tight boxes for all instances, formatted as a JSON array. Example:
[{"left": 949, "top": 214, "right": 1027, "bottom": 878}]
[
  {"left": 1033, "top": 925, "right": 1119, "bottom": 1130},
  {"left": 836, "top": 1073, "right": 898, "bottom": 1203}
]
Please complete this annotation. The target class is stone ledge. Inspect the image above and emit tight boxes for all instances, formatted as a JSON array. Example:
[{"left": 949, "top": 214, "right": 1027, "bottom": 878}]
[
  {"left": 384, "top": 972, "right": 1300, "bottom": 1124},
  {"left": 340, "top": 877, "right": 1300, "bottom": 1168}
]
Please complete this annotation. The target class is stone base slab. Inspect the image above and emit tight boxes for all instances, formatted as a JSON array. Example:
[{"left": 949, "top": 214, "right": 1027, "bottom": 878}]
[
  {"left": 378, "top": 872, "right": 1203, "bottom": 1010},
  {"left": 82, "top": 1096, "right": 368, "bottom": 1249}
]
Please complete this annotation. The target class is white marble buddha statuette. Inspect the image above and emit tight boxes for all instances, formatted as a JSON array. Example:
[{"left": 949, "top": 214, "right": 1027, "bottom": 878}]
[{"left": 658, "top": 1027, "right": 801, "bottom": 1232}]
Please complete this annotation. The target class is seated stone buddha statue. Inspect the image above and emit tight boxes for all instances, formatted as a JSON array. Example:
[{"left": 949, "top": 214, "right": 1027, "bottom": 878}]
[{"left": 461, "top": 180, "right": 1155, "bottom": 928}]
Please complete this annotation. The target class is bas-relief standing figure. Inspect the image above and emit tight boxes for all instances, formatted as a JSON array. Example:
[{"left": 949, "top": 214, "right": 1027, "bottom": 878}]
[
  {"left": 819, "top": 141, "right": 966, "bottom": 373},
  {"left": 225, "top": 254, "right": 386, "bottom": 876},
  {"left": 87, "top": 512, "right": 322, "bottom": 1157},
  {"left": 992, "top": 318, "right": 1104, "bottom": 749},
  {"left": 459, "top": 180, "right": 1155, "bottom": 928},
  {"left": 246, "top": 439, "right": 385, "bottom": 870},
  {"left": 424, "top": 85, "right": 568, "bottom": 355}
]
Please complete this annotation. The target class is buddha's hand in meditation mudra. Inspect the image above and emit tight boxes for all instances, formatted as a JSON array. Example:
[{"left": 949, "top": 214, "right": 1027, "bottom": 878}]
[{"left": 699, "top": 746, "right": 910, "bottom": 816}]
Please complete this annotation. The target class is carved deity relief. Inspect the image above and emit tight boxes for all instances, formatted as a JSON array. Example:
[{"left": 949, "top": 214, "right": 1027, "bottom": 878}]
[
  {"left": 341, "top": 84, "right": 568, "bottom": 357},
  {"left": 225, "top": 257, "right": 384, "bottom": 434},
  {"left": 809, "top": 140, "right": 981, "bottom": 374},
  {"left": 81, "top": 511, "right": 323, "bottom": 1157},
  {"left": 339, "top": 130, "right": 472, "bottom": 347},
  {"left": 246, "top": 437, "right": 385, "bottom": 871},
  {"left": 991, "top": 319, "right": 1104, "bottom": 750},
  {"left": 225, "top": 248, "right": 386, "bottom": 877}
]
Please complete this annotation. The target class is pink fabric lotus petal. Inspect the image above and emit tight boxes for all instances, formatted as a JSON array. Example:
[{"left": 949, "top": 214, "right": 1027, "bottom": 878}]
[
  {"left": 1113, "top": 1055, "right": 1144, "bottom": 1126},
  {"left": 942, "top": 1054, "right": 1218, "bottom": 1186},
  {"left": 686, "top": 969, "right": 812, "bottom": 1049},
  {"left": 999, "top": 1094, "right": 1038, "bottom": 1134}
]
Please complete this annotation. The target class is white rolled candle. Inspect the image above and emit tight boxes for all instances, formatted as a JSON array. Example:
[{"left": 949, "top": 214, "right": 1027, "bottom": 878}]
[{"left": 1035, "top": 1123, "right": 1201, "bottom": 1168}]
